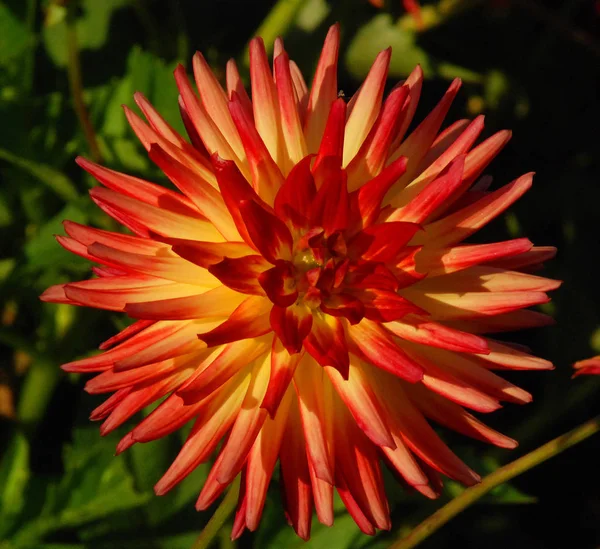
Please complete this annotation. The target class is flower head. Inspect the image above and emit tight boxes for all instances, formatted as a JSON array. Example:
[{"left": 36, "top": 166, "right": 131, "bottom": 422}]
[{"left": 42, "top": 24, "right": 559, "bottom": 539}]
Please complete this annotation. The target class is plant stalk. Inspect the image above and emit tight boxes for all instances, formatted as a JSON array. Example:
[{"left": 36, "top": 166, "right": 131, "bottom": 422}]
[
  {"left": 66, "top": 2, "right": 102, "bottom": 163},
  {"left": 389, "top": 415, "right": 600, "bottom": 549},
  {"left": 191, "top": 475, "right": 241, "bottom": 549}
]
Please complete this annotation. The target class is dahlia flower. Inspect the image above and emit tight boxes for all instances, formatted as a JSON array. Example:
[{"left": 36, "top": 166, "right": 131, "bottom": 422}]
[
  {"left": 41, "top": 24, "right": 559, "bottom": 539},
  {"left": 573, "top": 357, "right": 600, "bottom": 376}
]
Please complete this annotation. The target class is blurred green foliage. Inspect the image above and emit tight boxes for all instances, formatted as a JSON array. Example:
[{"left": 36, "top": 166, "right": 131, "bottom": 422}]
[{"left": 0, "top": 0, "right": 599, "bottom": 548}]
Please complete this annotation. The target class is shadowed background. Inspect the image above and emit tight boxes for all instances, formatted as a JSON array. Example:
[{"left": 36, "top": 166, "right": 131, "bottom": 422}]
[{"left": 0, "top": 0, "right": 599, "bottom": 548}]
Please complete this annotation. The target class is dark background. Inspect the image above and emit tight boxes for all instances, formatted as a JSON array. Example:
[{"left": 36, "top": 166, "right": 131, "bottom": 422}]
[{"left": 0, "top": 0, "right": 599, "bottom": 548}]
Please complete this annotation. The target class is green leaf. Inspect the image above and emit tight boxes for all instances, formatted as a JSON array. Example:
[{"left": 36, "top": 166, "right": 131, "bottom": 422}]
[
  {"left": 9, "top": 427, "right": 150, "bottom": 547},
  {"left": 0, "top": 432, "right": 30, "bottom": 538},
  {"left": 42, "top": 0, "right": 131, "bottom": 68},
  {"left": 0, "top": 3, "right": 35, "bottom": 67},
  {"left": 24, "top": 203, "right": 89, "bottom": 270},
  {"left": 0, "top": 148, "right": 79, "bottom": 202},
  {"left": 345, "top": 15, "right": 433, "bottom": 79}
]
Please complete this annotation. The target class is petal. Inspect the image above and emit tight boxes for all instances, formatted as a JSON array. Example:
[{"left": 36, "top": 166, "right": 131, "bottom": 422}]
[
  {"left": 76, "top": 156, "right": 200, "bottom": 216},
  {"left": 226, "top": 58, "right": 254, "bottom": 119},
  {"left": 274, "top": 155, "right": 317, "bottom": 230},
  {"left": 358, "top": 289, "right": 425, "bottom": 322},
  {"left": 417, "top": 172, "right": 533, "bottom": 247},
  {"left": 228, "top": 91, "right": 284, "bottom": 204},
  {"left": 304, "top": 312, "right": 349, "bottom": 377},
  {"left": 387, "top": 78, "right": 462, "bottom": 198},
  {"left": 573, "top": 356, "right": 600, "bottom": 377},
  {"left": 348, "top": 155, "right": 408, "bottom": 232},
  {"left": 348, "top": 221, "right": 421, "bottom": 262},
  {"left": 155, "top": 368, "right": 251, "bottom": 495},
  {"left": 385, "top": 316, "right": 489, "bottom": 354},
  {"left": 258, "top": 260, "right": 298, "bottom": 307},
  {"left": 400, "top": 287, "right": 550, "bottom": 320},
  {"left": 124, "top": 284, "right": 247, "bottom": 320},
  {"left": 327, "top": 355, "right": 395, "bottom": 448},
  {"left": 310, "top": 157, "right": 349, "bottom": 235},
  {"left": 86, "top": 242, "right": 218, "bottom": 287},
  {"left": 192, "top": 51, "right": 246, "bottom": 160},
  {"left": 249, "top": 37, "right": 283, "bottom": 166},
  {"left": 279, "top": 399, "right": 313, "bottom": 540},
  {"left": 197, "top": 295, "right": 272, "bottom": 347},
  {"left": 174, "top": 65, "right": 249, "bottom": 179},
  {"left": 346, "top": 84, "right": 409, "bottom": 189},
  {"left": 408, "top": 384, "right": 517, "bottom": 448},
  {"left": 63, "top": 278, "right": 203, "bottom": 312},
  {"left": 293, "top": 357, "right": 335, "bottom": 484},
  {"left": 274, "top": 50, "right": 308, "bottom": 168},
  {"left": 170, "top": 239, "right": 254, "bottom": 268},
  {"left": 148, "top": 144, "right": 239, "bottom": 240},
  {"left": 89, "top": 187, "right": 222, "bottom": 242},
  {"left": 304, "top": 23, "right": 340, "bottom": 153},
  {"left": 347, "top": 319, "right": 424, "bottom": 383},
  {"left": 269, "top": 303, "right": 313, "bottom": 354},
  {"left": 313, "top": 98, "right": 346, "bottom": 172},
  {"left": 239, "top": 199, "right": 293, "bottom": 262},
  {"left": 395, "top": 116, "right": 485, "bottom": 209},
  {"left": 261, "top": 339, "right": 303, "bottom": 418},
  {"left": 388, "top": 154, "right": 466, "bottom": 224},
  {"left": 178, "top": 335, "right": 271, "bottom": 400},
  {"left": 208, "top": 255, "right": 270, "bottom": 295},
  {"left": 415, "top": 238, "right": 533, "bottom": 277},
  {"left": 245, "top": 388, "right": 293, "bottom": 530},
  {"left": 343, "top": 48, "right": 391, "bottom": 166}
]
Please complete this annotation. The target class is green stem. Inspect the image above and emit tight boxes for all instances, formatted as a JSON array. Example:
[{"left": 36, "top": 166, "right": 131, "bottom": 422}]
[
  {"left": 66, "top": 2, "right": 102, "bottom": 163},
  {"left": 191, "top": 475, "right": 241, "bottom": 549},
  {"left": 388, "top": 415, "right": 600, "bottom": 549},
  {"left": 243, "top": 0, "right": 306, "bottom": 65}
]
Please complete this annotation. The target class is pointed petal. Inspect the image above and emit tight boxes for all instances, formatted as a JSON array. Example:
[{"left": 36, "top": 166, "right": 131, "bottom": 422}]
[
  {"left": 170, "top": 239, "right": 254, "bottom": 268},
  {"left": 417, "top": 172, "right": 533, "bottom": 247},
  {"left": 387, "top": 78, "right": 462, "bottom": 200},
  {"left": 304, "top": 23, "right": 340, "bottom": 153},
  {"left": 304, "top": 312, "right": 349, "bottom": 377},
  {"left": 197, "top": 296, "right": 272, "bottom": 347},
  {"left": 327, "top": 355, "right": 395, "bottom": 448},
  {"left": 415, "top": 238, "right": 533, "bottom": 277},
  {"left": 348, "top": 221, "right": 420, "bottom": 262},
  {"left": 293, "top": 357, "right": 335, "bottom": 484},
  {"left": 179, "top": 335, "right": 271, "bottom": 400},
  {"left": 270, "top": 303, "right": 313, "bottom": 354},
  {"left": 239, "top": 199, "right": 293, "bottom": 262},
  {"left": 347, "top": 84, "right": 409, "bottom": 189},
  {"left": 76, "top": 156, "right": 199, "bottom": 216},
  {"left": 208, "top": 255, "right": 270, "bottom": 295},
  {"left": 228, "top": 91, "right": 284, "bottom": 204},
  {"left": 124, "top": 284, "right": 247, "bottom": 320},
  {"left": 192, "top": 51, "right": 245, "bottom": 160},
  {"left": 274, "top": 155, "right": 316, "bottom": 230},
  {"left": 343, "top": 48, "right": 391, "bottom": 166},
  {"left": 89, "top": 187, "right": 222, "bottom": 242},
  {"left": 155, "top": 369, "right": 251, "bottom": 495},
  {"left": 245, "top": 388, "right": 292, "bottom": 530},
  {"left": 313, "top": 98, "right": 346, "bottom": 172},
  {"left": 249, "top": 37, "right": 283, "bottom": 166},
  {"left": 386, "top": 316, "right": 489, "bottom": 354},
  {"left": 279, "top": 399, "right": 313, "bottom": 540},
  {"left": 347, "top": 319, "right": 424, "bottom": 383},
  {"left": 148, "top": 144, "right": 239, "bottom": 240},
  {"left": 262, "top": 339, "right": 303, "bottom": 417},
  {"left": 274, "top": 51, "right": 308, "bottom": 167}
]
